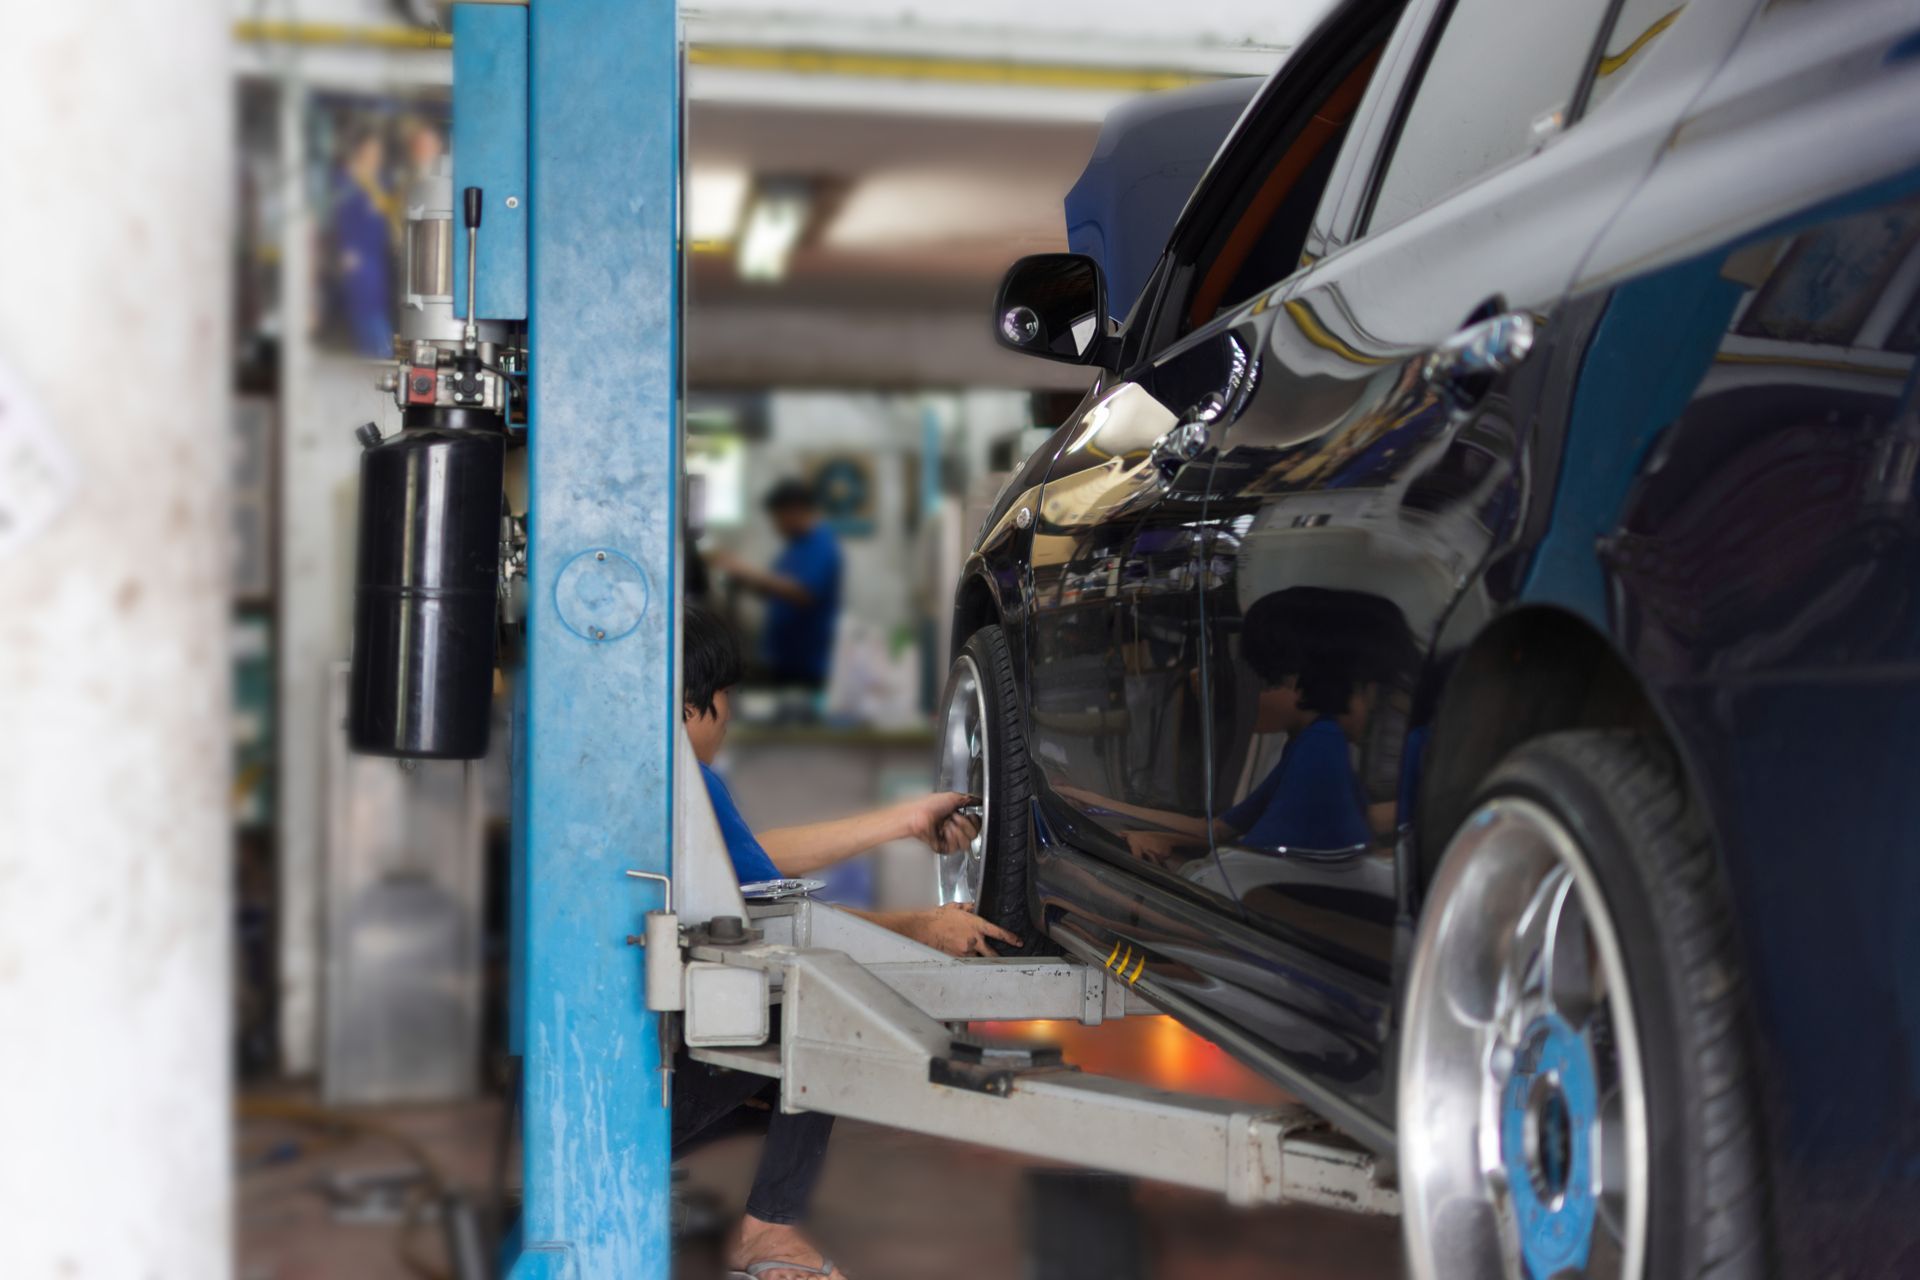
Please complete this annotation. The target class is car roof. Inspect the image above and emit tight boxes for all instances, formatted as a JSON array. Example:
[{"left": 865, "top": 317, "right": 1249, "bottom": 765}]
[{"left": 1065, "top": 75, "right": 1265, "bottom": 322}]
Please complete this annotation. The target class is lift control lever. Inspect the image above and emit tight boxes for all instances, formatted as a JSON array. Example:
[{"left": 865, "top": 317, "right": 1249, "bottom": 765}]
[{"left": 461, "top": 186, "right": 482, "bottom": 352}]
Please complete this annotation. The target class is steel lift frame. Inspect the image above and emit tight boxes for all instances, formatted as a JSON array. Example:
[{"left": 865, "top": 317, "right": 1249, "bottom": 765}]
[{"left": 464, "top": 4, "right": 1395, "bottom": 1275}]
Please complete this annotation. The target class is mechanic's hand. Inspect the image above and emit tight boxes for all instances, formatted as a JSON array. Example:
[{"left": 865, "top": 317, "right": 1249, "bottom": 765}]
[
  {"left": 1124, "top": 829, "right": 1187, "bottom": 867},
  {"left": 897, "top": 791, "right": 978, "bottom": 854},
  {"left": 909, "top": 902, "right": 1020, "bottom": 957}
]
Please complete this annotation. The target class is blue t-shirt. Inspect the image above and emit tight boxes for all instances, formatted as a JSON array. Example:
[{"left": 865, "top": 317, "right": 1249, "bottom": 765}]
[
  {"left": 700, "top": 763, "right": 782, "bottom": 883},
  {"left": 763, "top": 525, "right": 842, "bottom": 684},
  {"left": 1222, "top": 717, "right": 1371, "bottom": 852}
]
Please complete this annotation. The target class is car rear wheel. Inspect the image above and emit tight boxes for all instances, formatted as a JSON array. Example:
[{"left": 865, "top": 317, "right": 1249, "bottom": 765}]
[
  {"left": 1399, "top": 731, "right": 1766, "bottom": 1280},
  {"left": 934, "top": 624, "right": 1037, "bottom": 954}
]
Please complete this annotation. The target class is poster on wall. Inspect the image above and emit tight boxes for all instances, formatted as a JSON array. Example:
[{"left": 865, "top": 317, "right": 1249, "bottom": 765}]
[
  {"left": 806, "top": 453, "right": 876, "bottom": 538},
  {"left": 306, "top": 89, "right": 450, "bottom": 357}
]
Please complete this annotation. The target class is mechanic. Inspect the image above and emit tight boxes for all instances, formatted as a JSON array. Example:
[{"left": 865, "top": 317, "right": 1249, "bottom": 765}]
[
  {"left": 707, "top": 479, "right": 844, "bottom": 692},
  {"left": 676, "top": 605, "right": 1014, "bottom": 1280},
  {"left": 1217, "top": 632, "right": 1374, "bottom": 853},
  {"left": 1091, "top": 591, "right": 1391, "bottom": 864}
]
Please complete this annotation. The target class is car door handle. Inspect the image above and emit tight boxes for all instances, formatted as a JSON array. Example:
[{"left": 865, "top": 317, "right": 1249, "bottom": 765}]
[
  {"left": 1150, "top": 394, "right": 1223, "bottom": 476},
  {"left": 1146, "top": 331, "right": 1260, "bottom": 482},
  {"left": 1421, "top": 311, "right": 1535, "bottom": 407}
]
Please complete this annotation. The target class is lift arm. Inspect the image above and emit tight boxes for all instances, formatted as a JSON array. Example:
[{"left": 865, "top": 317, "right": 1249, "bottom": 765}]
[{"left": 659, "top": 897, "right": 1399, "bottom": 1216}]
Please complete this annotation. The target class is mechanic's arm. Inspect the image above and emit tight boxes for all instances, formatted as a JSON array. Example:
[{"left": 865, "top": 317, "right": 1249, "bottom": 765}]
[
  {"left": 705, "top": 548, "right": 815, "bottom": 606},
  {"left": 759, "top": 792, "right": 978, "bottom": 876},
  {"left": 849, "top": 902, "right": 1020, "bottom": 957}
]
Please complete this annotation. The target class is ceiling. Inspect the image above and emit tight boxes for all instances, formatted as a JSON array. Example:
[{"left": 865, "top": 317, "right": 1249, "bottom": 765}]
[{"left": 687, "top": 101, "right": 1100, "bottom": 314}]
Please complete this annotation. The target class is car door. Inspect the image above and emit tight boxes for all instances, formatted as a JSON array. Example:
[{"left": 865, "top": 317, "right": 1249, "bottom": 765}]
[
  {"left": 1194, "top": 0, "right": 1726, "bottom": 977},
  {"left": 1024, "top": 365, "right": 1229, "bottom": 891},
  {"left": 1025, "top": 0, "right": 1404, "bottom": 900}
]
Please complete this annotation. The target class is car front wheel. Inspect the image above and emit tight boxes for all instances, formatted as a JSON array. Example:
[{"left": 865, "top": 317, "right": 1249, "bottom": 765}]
[
  {"left": 934, "top": 623, "right": 1037, "bottom": 954},
  {"left": 1398, "top": 731, "right": 1766, "bottom": 1280}
]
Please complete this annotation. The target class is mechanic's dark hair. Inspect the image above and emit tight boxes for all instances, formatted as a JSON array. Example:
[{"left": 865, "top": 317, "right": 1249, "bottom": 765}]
[
  {"left": 683, "top": 603, "right": 742, "bottom": 719},
  {"left": 1241, "top": 595, "right": 1306, "bottom": 687},
  {"left": 1242, "top": 587, "right": 1418, "bottom": 716},
  {"left": 763, "top": 478, "right": 817, "bottom": 512},
  {"left": 1295, "top": 654, "right": 1362, "bottom": 718}
]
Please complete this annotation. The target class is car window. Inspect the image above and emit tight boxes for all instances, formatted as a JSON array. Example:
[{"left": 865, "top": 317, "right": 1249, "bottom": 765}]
[
  {"left": 1156, "top": 33, "right": 1393, "bottom": 346},
  {"left": 1584, "top": 0, "right": 1686, "bottom": 116},
  {"left": 1365, "top": 0, "right": 1616, "bottom": 236}
]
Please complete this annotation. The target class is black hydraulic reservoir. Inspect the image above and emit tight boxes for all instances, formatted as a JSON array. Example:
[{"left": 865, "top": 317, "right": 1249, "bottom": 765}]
[{"left": 349, "top": 407, "right": 505, "bottom": 759}]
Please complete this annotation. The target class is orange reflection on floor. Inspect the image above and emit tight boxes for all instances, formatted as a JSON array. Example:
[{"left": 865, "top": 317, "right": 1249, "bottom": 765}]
[{"left": 973, "top": 1015, "right": 1293, "bottom": 1108}]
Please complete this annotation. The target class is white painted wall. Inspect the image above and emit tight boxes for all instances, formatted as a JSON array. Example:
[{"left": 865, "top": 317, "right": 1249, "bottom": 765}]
[
  {"left": 0, "top": 2, "right": 233, "bottom": 1274},
  {"left": 277, "top": 353, "right": 402, "bottom": 1073}
]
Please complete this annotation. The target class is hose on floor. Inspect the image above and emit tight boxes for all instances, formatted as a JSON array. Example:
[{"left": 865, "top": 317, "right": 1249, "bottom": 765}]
[{"left": 237, "top": 1096, "right": 466, "bottom": 1280}]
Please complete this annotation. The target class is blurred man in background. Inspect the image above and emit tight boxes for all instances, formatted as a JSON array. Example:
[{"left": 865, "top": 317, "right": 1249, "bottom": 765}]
[{"left": 709, "top": 479, "right": 843, "bottom": 691}]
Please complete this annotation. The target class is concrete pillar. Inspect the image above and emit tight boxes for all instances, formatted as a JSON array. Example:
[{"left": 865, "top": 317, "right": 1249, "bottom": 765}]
[{"left": 0, "top": 3, "right": 233, "bottom": 1276}]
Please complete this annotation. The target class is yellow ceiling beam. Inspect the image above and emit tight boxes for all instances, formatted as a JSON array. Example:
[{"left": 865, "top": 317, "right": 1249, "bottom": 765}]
[{"left": 232, "top": 20, "right": 1233, "bottom": 92}]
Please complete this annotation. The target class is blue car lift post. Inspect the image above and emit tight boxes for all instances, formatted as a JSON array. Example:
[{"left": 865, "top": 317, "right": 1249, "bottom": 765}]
[
  {"left": 449, "top": 5, "right": 1397, "bottom": 1276},
  {"left": 449, "top": 0, "right": 682, "bottom": 1273}
]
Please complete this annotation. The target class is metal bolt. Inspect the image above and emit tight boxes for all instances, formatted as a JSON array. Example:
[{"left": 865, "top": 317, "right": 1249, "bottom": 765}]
[
  {"left": 593, "top": 628, "right": 606, "bottom": 640},
  {"left": 505, "top": 196, "right": 519, "bottom": 209},
  {"left": 595, "top": 551, "right": 606, "bottom": 561}
]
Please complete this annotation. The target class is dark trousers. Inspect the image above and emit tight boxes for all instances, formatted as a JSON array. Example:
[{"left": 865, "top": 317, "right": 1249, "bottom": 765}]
[{"left": 672, "top": 1052, "right": 835, "bottom": 1226}]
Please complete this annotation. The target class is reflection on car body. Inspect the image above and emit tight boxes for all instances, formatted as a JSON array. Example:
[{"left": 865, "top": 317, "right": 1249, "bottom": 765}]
[{"left": 947, "top": 0, "right": 1920, "bottom": 1273}]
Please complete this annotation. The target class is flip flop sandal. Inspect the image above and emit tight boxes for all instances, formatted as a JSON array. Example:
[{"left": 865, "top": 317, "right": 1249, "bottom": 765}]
[{"left": 728, "top": 1259, "right": 837, "bottom": 1278}]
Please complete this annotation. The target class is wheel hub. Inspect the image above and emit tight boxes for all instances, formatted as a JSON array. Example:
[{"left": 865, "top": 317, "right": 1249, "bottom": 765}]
[{"left": 1499, "top": 1013, "right": 1598, "bottom": 1278}]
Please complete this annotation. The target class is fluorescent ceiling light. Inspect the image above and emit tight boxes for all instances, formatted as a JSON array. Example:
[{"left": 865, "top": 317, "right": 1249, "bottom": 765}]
[
  {"left": 736, "top": 184, "right": 811, "bottom": 282},
  {"left": 687, "top": 168, "right": 750, "bottom": 244}
]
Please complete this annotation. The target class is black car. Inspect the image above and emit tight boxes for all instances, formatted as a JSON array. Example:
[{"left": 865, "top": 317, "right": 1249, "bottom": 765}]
[{"left": 936, "top": 0, "right": 1920, "bottom": 1276}]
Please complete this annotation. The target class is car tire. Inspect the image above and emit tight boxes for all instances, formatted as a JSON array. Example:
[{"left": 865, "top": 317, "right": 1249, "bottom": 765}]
[
  {"left": 1399, "top": 730, "right": 1767, "bottom": 1280},
  {"left": 935, "top": 624, "right": 1040, "bottom": 955}
]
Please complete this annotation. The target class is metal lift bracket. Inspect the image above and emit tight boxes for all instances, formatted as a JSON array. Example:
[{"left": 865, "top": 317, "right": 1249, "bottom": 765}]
[{"left": 668, "top": 894, "right": 1399, "bottom": 1216}]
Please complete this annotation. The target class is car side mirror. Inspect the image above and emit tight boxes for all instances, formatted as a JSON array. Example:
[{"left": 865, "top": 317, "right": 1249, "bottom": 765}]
[{"left": 993, "top": 253, "right": 1114, "bottom": 367}]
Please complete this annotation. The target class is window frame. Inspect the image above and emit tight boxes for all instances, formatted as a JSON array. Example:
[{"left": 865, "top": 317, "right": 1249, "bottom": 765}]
[{"left": 1126, "top": 0, "right": 1411, "bottom": 371}]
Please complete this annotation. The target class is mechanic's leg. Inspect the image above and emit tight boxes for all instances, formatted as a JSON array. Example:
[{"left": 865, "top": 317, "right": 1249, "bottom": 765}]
[
  {"left": 732, "top": 1100, "right": 842, "bottom": 1279},
  {"left": 742, "top": 1105, "right": 835, "bottom": 1225}
]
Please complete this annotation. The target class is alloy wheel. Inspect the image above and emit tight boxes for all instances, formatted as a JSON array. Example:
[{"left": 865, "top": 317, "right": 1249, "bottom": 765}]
[
  {"left": 934, "top": 654, "right": 990, "bottom": 906},
  {"left": 1400, "top": 797, "right": 1649, "bottom": 1280}
]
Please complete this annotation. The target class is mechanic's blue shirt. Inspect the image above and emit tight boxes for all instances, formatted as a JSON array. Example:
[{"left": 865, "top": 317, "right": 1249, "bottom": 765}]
[
  {"left": 1222, "top": 717, "right": 1371, "bottom": 852},
  {"left": 763, "top": 524, "right": 843, "bottom": 684},
  {"left": 700, "top": 762, "right": 782, "bottom": 884}
]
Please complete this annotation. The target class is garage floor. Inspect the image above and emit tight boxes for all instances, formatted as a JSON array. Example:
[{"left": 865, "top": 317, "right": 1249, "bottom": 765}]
[{"left": 239, "top": 1020, "right": 1402, "bottom": 1279}]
